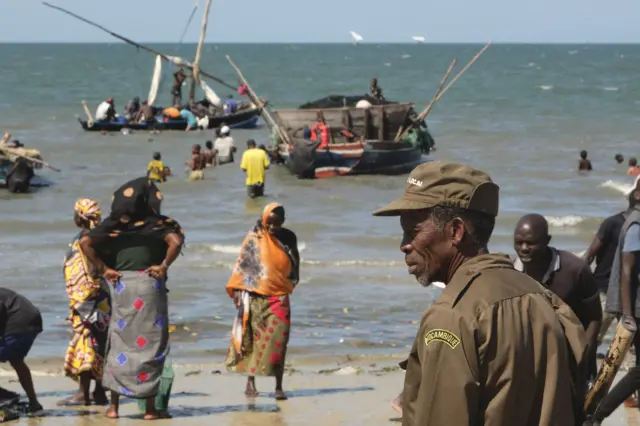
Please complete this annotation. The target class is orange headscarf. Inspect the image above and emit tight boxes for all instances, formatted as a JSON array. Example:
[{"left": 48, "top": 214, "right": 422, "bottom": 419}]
[{"left": 226, "top": 203, "right": 296, "bottom": 297}]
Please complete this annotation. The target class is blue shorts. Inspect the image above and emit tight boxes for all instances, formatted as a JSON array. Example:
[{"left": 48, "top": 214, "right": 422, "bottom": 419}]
[{"left": 0, "top": 331, "right": 40, "bottom": 362}]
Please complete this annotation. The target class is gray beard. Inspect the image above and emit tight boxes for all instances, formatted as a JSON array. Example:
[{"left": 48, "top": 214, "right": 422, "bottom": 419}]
[{"left": 416, "top": 273, "right": 431, "bottom": 287}]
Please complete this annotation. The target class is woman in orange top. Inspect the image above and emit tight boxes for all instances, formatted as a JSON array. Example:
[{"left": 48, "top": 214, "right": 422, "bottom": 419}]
[{"left": 225, "top": 203, "right": 300, "bottom": 400}]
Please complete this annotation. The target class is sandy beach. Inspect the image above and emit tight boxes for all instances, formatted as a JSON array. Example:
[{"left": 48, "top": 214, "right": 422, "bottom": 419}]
[{"left": 0, "top": 357, "right": 636, "bottom": 425}]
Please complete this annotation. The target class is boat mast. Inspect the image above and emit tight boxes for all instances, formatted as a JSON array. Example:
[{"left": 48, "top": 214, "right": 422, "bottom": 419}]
[
  {"left": 42, "top": 1, "right": 236, "bottom": 91},
  {"left": 189, "top": 0, "right": 213, "bottom": 103}
]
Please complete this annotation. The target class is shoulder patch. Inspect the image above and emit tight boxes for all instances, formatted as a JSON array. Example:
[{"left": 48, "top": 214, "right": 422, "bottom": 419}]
[{"left": 424, "top": 329, "right": 460, "bottom": 349}]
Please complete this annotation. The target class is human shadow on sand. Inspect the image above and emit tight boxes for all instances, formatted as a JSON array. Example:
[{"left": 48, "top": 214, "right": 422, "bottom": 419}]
[
  {"left": 159, "top": 403, "right": 280, "bottom": 418},
  {"left": 263, "top": 386, "right": 374, "bottom": 399}
]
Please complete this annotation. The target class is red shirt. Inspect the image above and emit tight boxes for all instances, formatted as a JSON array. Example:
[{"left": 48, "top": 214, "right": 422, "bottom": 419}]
[
  {"left": 311, "top": 122, "right": 330, "bottom": 148},
  {"left": 237, "top": 84, "right": 248, "bottom": 96},
  {"left": 627, "top": 166, "right": 640, "bottom": 176}
]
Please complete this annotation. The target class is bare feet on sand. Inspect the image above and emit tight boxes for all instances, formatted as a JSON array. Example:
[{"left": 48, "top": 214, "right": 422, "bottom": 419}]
[
  {"left": 275, "top": 390, "right": 288, "bottom": 401},
  {"left": 105, "top": 406, "right": 119, "bottom": 419},
  {"left": 391, "top": 393, "right": 403, "bottom": 415}
]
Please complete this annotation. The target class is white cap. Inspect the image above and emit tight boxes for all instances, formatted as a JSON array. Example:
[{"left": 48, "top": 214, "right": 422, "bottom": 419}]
[
  {"left": 220, "top": 125, "right": 230, "bottom": 135},
  {"left": 356, "top": 99, "right": 372, "bottom": 109}
]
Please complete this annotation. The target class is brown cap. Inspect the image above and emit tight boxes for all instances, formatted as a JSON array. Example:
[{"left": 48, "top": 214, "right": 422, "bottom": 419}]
[{"left": 372, "top": 160, "right": 499, "bottom": 217}]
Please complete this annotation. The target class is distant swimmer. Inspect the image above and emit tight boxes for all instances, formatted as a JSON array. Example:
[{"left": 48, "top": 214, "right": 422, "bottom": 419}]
[
  {"left": 171, "top": 69, "right": 188, "bottom": 106},
  {"left": 579, "top": 150, "right": 593, "bottom": 172},
  {"left": 615, "top": 153, "right": 624, "bottom": 164},
  {"left": 628, "top": 157, "right": 640, "bottom": 176},
  {"left": 147, "top": 152, "right": 166, "bottom": 183},
  {"left": 186, "top": 144, "right": 205, "bottom": 181}
]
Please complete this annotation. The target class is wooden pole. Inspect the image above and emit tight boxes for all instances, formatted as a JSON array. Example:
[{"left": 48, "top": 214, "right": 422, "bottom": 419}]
[
  {"left": 0, "top": 137, "right": 61, "bottom": 172},
  {"left": 584, "top": 316, "right": 637, "bottom": 417},
  {"left": 226, "top": 55, "right": 292, "bottom": 145},
  {"left": 395, "top": 41, "right": 491, "bottom": 142},
  {"left": 81, "top": 100, "right": 94, "bottom": 124},
  {"left": 189, "top": 0, "right": 212, "bottom": 103},
  {"left": 395, "top": 58, "right": 457, "bottom": 141},
  {"left": 43, "top": 2, "right": 237, "bottom": 91}
]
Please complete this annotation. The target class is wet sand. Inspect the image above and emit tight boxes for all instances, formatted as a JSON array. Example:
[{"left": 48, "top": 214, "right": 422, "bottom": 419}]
[{"left": 0, "top": 359, "right": 637, "bottom": 425}]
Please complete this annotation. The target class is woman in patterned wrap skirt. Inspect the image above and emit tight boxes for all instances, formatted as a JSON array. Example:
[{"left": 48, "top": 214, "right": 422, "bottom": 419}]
[
  {"left": 225, "top": 202, "right": 300, "bottom": 400},
  {"left": 80, "top": 177, "right": 184, "bottom": 420}
]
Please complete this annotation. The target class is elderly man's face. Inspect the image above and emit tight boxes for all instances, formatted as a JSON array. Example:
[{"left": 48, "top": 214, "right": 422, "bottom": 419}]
[{"left": 400, "top": 210, "right": 454, "bottom": 287}]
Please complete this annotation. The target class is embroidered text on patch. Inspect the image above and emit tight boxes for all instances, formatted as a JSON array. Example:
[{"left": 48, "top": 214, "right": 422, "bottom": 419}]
[
  {"left": 424, "top": 329, "right": 460, "bottom": 349},
  {"left": 407, "top": 177, "right": 423, "bottom": 187}
]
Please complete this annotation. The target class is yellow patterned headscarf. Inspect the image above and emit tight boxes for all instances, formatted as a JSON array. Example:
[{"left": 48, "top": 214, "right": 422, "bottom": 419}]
[{"left": 74, "top": 198, "right": 102, "bottom": 229}]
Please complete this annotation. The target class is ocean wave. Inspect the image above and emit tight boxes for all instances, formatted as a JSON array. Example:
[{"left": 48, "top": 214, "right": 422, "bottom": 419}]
[
  {"left": 545, "top": 215, "right": 585, "bottom": 227},
  {"left": 602, "top": 87, "right": 619, "bottom": 91},
  {"left": 196, "top": 242, "right": 308, "bottom": 254},
  {"left": 539, "top": 85, "right": 553, "bottom": 91},
  {"left": 302, "top": 260, "right": 404, "bottom": 267},
  {"left": 401, "top": 54, "right": 411, "bottom": 59},
  {"left": 601, "top": 179, "right": 636, "bottom": 195}
]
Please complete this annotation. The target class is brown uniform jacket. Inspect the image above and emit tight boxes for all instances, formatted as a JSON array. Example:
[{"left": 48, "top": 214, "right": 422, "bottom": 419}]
[{"left": 403, "top": 254, "right": 587, "bottom": 426}]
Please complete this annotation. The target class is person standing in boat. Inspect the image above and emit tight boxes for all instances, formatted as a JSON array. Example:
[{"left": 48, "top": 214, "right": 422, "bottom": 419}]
[
  {"left": 223, "top": 95, "right": 238, "bottom": 115},
  {"left": 186, "top": 144, "right": 205, "bottom": 181},
  {"left": 95, "top": 98, "right": 116, "bottom": 122},
  {"left": 311, "top": 113, "right": 331, "bottom": 149},
  {"left": 123, "top": 97, "right": 140, "bottom": 122},
  {"left": 370, "top": 78, "right": 385, "bottom": 102},
  {"left": 214, "top": 125, "right": 236, "bottom": 165},
  {"left": 171, "top": 69, "right": 188, "bottom": 106}
]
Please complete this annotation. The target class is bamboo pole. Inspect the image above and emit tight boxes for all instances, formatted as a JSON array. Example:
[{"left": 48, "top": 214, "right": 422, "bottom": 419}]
[
  {"left": 189, "top": 0, "right": 212, "bottom": 103},
  {"left": 395, "top": 58, "right": 457, "bottom": 141},
  {"left": 584, "top": 316, "right": 637, "bottom": 417},
  {"left": 395, "top": 41, "right": 491, "bottom": 142},
  {"left": 226, "top": 55, "right": 292, "bottom": 145},
  {"left": 81, "top": 100, "right": 94, "bottom": 125},
  {"left": 42, "top": 2, "right": 237, "bottom": 91}
]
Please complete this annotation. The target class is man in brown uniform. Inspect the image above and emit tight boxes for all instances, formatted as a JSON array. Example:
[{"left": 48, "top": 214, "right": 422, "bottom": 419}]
[{"left": 373, "top": 160, "right": 588, "bottom": 426}]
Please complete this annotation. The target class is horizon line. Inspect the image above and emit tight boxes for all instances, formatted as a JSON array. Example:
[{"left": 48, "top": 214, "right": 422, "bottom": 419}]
[{"left": 1, "top": 41, "right": 640, "bottom": 45}]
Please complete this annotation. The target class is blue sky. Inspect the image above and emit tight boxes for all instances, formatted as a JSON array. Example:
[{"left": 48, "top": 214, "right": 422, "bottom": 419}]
[{"left": 1, "top": 0, "right": 638, "bottom": 43}]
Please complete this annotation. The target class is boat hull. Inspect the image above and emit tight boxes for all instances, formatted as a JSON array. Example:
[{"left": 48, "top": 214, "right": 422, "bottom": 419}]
[
  {"left": 278, "top": 139, "right": 429, "bottom": 179},
  {"left": 79, "top": 108, "right": 261, "bottom": 132}
]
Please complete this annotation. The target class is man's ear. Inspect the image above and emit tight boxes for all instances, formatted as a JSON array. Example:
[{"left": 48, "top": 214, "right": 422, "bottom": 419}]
[{"left": 450, "top": 217, "right": 466, "bottom": 245}]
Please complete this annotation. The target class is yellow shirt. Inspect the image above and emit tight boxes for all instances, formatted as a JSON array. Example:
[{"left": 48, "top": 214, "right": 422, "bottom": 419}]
[
  {"left": 240, "top": 148, "right": 270, "bottom": 185},
  {"left": 147, "top": 160, "right": 164, "bottom": 181}
]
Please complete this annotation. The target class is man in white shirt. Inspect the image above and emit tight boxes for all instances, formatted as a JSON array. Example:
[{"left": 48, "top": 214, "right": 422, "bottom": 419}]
[
  {"left": 214, "top": 125, "right": 236, "bottom": 165},
  {"left": 95, "top": 98, "right": 116, "bottom": 122}
]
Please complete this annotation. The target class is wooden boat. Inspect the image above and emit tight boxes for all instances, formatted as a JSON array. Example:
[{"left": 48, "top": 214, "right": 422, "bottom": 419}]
[
  {"left": 78, "top": 106, "right": 261, "bottom": 132},
  {"left": 276, "top": 138, "right": 429, "bottom": 179},
  {"left": 274, "top": 103, "right": 417, "bottom": 142},
  {"left": 271, "top": 103, "right": 432, "bottom": 178}
]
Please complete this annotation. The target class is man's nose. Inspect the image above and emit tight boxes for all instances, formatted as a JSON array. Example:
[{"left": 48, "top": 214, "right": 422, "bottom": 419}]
[{"left": 520, "top": 243, "right": 530, "bottom": 252}]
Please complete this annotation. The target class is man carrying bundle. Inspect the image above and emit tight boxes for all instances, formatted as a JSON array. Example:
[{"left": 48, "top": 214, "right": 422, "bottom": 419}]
[{"left": 373, "top": 161, "right": 588, "bottom": 426}]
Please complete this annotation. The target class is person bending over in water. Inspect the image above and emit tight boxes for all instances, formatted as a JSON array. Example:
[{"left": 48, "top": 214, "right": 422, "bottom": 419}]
[{"left": 579, "top": 150, "right": 593, "bottom": 172}]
